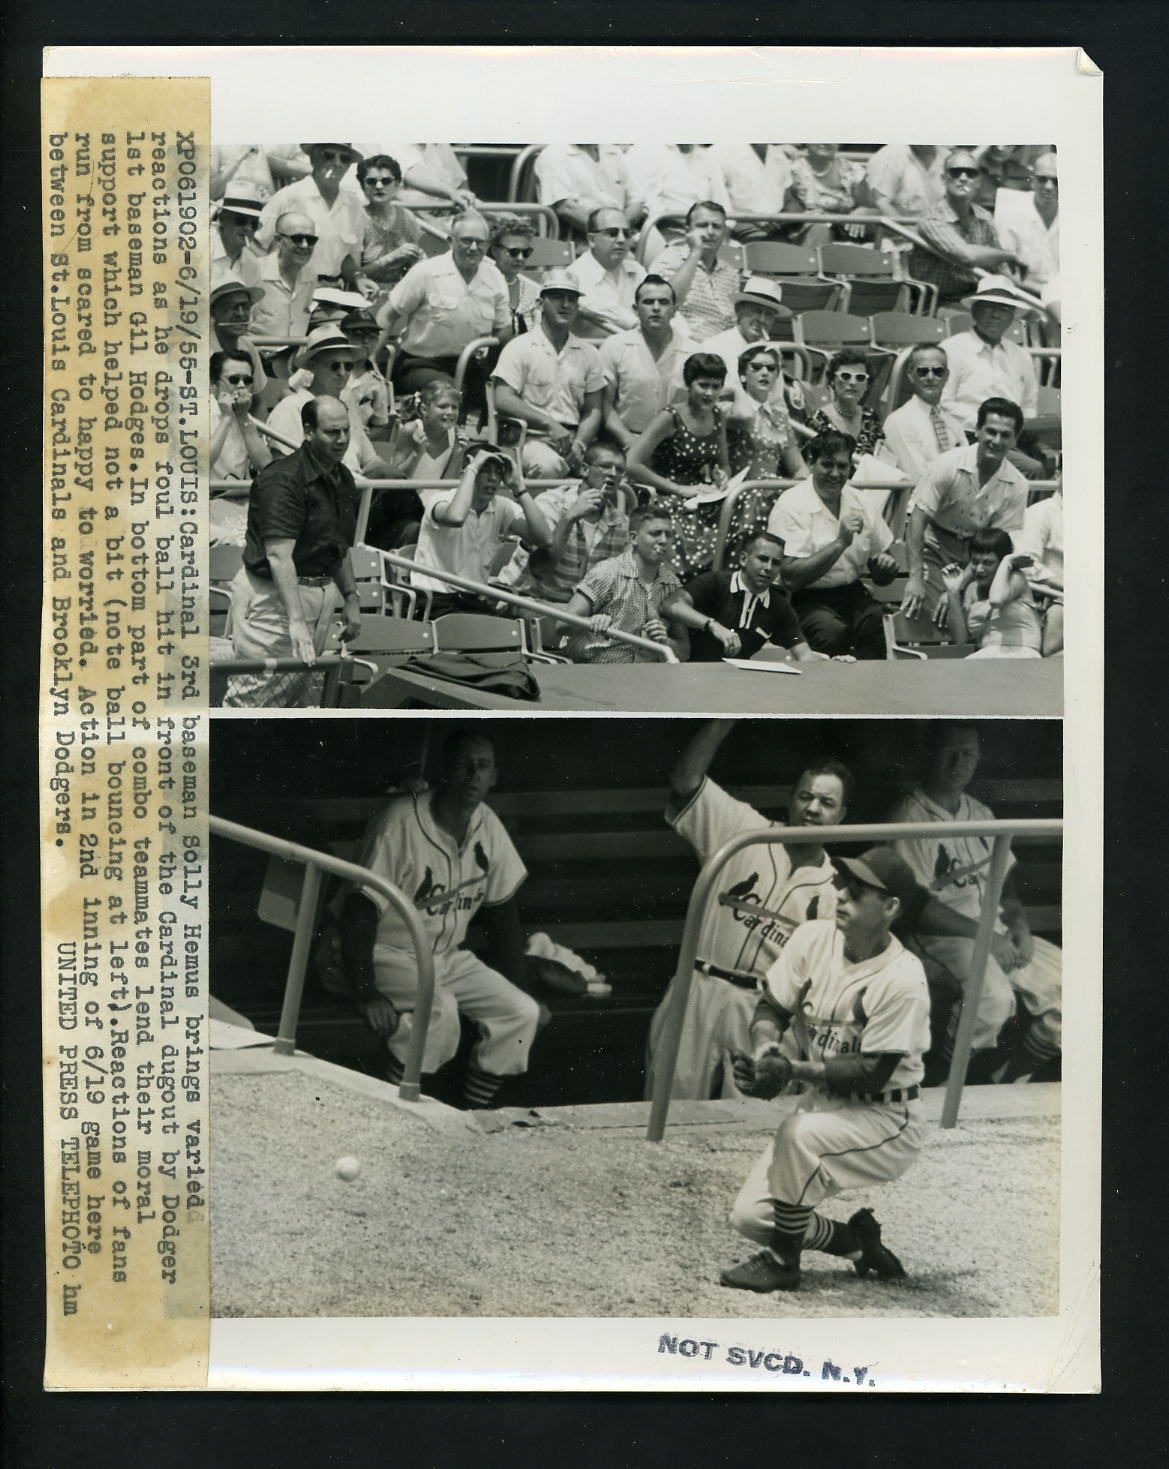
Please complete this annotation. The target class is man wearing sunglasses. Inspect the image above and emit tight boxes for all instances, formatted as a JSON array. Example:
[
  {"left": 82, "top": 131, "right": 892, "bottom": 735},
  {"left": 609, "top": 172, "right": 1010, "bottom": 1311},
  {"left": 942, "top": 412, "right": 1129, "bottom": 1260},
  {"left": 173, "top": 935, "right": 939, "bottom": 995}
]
[
  {"left": 211, "top": 183, "right": 264, "bottom": 288},
  {"left": 720, "top": 846, "right": 929, "bottom": 1294},
  {"left": 908, "top": 149, "right": 1024, "bottom": 308},
  {"left": 994, "top": 153, "right": 1059, "bottom": 292},
  {"left": 256, "top": 143, "right": 365, "bottom": 288},
  {"left": 566, "top": 208, "right": 647, "bottom": 341},
  {"left": 882, "top": 344, "right": 968, "bottom": 483},
  {"left": 250, "top": 210, "right": 320, "bottom": 342}
]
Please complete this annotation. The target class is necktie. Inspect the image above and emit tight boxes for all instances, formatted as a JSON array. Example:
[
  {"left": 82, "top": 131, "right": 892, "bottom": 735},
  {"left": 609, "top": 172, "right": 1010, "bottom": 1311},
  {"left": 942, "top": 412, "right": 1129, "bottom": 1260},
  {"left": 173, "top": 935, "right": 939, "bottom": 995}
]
[{"left": 930, "top": 406, "right": 951, "bottom": 454}]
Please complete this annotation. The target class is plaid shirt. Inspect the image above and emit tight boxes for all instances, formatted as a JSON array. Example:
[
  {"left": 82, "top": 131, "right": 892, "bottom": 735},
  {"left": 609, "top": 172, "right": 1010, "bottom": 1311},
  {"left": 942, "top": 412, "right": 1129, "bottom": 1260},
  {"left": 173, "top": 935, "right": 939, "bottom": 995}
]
[
  {"left": 653, "top": 241, "right": 740, "bottom": 342},
  {"left": 566, "top": 547, "right": 681, "bottom": 663},
  {"left": 495, "top": 485, "right": 630, "bottom": 604},
  {"left": 908, "top": 200, "right": 1001, "bottom": 304}
]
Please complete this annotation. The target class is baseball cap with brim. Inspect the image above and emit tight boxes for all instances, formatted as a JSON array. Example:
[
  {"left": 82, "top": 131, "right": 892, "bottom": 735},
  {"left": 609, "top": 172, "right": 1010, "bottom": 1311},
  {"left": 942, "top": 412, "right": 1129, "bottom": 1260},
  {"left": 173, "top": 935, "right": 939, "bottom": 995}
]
[
  {"left": 302, "top": 142, "right": 362, "bottom": 164},
  {"left": 210, "top": 277, "right": 263, "bottom": 308},
  {"left": 835, "top": 848, "right": 918, "bottom": 904},
  {"left": 734, "top": 276, "right": 791, "bottom": 317},
  {"left": 342, "top": 309, "right": 379, "bottom": 333},
  {"left": 299, "top": 325, "right": 355, "bottom": 362},
  {"left": 961, "top": 275, "right": 1033, "bottom": 312},
  {"left": 539, "top": 268, "right": 585, "bottom": 297},
  {"left": 216, "top": 182, "right": 265, "bottom": 220}
]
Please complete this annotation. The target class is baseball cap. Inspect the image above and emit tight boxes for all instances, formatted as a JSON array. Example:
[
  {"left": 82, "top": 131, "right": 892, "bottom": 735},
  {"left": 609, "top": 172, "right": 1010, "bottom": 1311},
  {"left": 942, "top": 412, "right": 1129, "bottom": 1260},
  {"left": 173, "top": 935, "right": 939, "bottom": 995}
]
[
  {"left": 539, "top": 268, "right": 584, "bottom": 297},
  {"left": 835, "top": 847, "right": 917, "bottom": 903}
]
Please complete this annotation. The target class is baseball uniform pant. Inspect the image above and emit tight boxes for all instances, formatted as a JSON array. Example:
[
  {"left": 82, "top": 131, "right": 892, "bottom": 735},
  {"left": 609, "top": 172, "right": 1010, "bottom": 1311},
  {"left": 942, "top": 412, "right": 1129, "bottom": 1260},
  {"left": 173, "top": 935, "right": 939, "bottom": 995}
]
[
  {"left": 922, "top": 934, "right": 1062, "bottom": 1056},
  {"left": 645, "top": 973, "right": 755, "bottom": 1101},
  {"left": 730, "top": 1099, "right": 926, "bottom": 1245},
  {"left": 223, "top": 569, "right": 337, "bottom": 709},
  {"left": 373, "top": 946, "right": 541, "bottom": 1077}
]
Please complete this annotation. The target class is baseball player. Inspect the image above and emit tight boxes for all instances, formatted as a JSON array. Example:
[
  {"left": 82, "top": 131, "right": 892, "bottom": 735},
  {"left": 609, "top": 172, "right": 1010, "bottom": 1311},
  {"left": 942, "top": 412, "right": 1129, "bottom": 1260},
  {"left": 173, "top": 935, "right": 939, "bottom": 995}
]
[
  {"left": 721, "top": 848, "right": 930, "bottom": 1293},
  {"left": 339, "top": 729, "right": 542, "bottom": 1109},
  {"left": 645, "top": 720, "right": 849, "bottom": 1101},
  {"left": 887, "top": 722, "right": 1061, "bottom": 1081}
]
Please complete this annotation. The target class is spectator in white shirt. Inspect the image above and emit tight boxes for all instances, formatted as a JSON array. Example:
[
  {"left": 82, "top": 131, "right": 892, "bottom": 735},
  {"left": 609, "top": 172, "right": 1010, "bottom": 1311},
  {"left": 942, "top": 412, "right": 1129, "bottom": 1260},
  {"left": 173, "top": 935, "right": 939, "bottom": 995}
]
[
  {"left": 709, "top": 144, "right": 793, "bottom": 239},
  {"left": 625, "top": 144, "right": 729, "bottom": 261},
  {"left": 599, "top": 274, "right": 693, "bottom": 447},
  {"left": 211, "top": 183, "right": 265, "bottom": 287},
  {"left": 994, "top": 153, "right": 1059, "bottom": 291},
  {"left": 250, "top": 210, "right": 319, "bottom": 342},
  {"left": 882, "top": 343, "right": 969, "bottom": 482},
  {"left": 256, "top": 143, "right": 366, "bottom": 287},
  {"left": 567, "top": 209, "right": 647, "bottom": 340},
  {"left": 534, "top": 145, "right": 637, "bottom": 238}
]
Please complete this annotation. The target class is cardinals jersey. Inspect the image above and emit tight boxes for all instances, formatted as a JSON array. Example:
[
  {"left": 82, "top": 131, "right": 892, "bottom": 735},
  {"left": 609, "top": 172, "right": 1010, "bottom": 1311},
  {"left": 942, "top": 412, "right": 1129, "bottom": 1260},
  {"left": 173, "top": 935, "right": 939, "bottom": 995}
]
[
  {"left": 764, "top": 919, "right": 930, "bottom": 1092},
  {"left": 353, "top": 790, "right": 527, "bottom": 957},
  {"left": 887, "top": 788, "right": 1016, "bottom": 926},
  {"left": 669, "top": 778, "right": 838, "bottom": 981}
]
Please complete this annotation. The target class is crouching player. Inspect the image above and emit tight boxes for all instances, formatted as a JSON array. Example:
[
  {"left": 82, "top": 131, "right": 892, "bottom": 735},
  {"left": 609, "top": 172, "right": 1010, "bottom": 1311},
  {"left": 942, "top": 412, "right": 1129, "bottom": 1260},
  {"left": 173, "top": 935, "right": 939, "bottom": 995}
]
[{"left": 720, "top": 848, "right": 929, "bottom": 1293}]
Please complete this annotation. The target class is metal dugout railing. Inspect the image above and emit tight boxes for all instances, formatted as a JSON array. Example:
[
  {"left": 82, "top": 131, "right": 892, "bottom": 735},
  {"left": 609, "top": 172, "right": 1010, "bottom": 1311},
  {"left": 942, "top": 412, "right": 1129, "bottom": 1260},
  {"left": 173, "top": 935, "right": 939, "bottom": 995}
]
[
  {"left": 646, "top": 816, "right": 1062, "bottom": 1141},
  {"left": 209, "top": 814, "right": 435, "bottom": 1103}
]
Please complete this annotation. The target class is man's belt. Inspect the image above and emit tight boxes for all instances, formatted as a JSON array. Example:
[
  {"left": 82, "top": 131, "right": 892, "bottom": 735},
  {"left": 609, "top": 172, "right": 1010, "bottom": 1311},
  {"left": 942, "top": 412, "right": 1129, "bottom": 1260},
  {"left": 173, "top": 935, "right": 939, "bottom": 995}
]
[
  {"left": 850, "top": 1085, "right": 920, "bottom": 1105},
  {"left": 296, "top": 574, "right": 334, "bottom": 587},
  {"left": 695, "top": 959, "right": 759, "bottom": 991}
]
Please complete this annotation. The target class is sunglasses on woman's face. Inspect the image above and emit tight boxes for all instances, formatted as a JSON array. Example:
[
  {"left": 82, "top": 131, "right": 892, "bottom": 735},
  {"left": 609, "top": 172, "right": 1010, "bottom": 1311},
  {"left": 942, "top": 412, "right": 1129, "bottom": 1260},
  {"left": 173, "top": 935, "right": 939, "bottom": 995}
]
[
  {"left": 835, "top": 371, "right": 869, "bottom": 384},
  {"left": 502, "top": 246, "right": 533, "bottom": 259}
]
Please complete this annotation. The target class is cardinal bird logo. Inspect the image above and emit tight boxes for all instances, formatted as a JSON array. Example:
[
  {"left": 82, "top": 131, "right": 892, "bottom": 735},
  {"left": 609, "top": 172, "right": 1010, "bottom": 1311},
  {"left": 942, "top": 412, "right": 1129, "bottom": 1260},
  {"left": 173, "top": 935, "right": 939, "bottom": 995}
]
[
  {"left": 934, "top": 844, "right": 954, "bottom": 882},
  {"left": 725, "top": 872, "right": 759, "bottom": 905},
  {"left": 473, "top": 841, "right": 490, "bottom": 874},
  {"left": 413, "top": 867, "right": 435, "bottom": 906},
  {"left": 806, "top": 894, "right": 820, "bottom": 920}
]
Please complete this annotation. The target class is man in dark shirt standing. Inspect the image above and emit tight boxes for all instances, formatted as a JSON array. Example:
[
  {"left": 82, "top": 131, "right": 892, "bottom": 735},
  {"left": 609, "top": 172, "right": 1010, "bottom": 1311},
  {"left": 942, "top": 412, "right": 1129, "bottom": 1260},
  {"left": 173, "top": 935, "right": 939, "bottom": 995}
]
[
  {"left": 665, "top": 531, "right": 826, "bottom": 664},
  {"left": 224, "top": 396, "right": 362, "bottom": 708}
]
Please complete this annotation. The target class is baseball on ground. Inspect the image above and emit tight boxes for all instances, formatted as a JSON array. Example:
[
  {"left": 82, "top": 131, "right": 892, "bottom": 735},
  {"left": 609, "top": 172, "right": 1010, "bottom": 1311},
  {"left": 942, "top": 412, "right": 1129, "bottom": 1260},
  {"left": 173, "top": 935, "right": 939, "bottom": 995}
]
[{"left": 334, "top": 1155, "right": 361, "bottom": 1182}]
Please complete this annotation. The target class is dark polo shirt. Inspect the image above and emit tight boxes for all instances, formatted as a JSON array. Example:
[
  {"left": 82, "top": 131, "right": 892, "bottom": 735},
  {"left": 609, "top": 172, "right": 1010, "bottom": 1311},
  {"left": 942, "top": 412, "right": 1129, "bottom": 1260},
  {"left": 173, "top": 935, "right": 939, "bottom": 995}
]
[
  {"left": 242, "top": 438, "right": 359, "bottom": 580},
  {"left": 683, "top": 568, "right": 804, "bottom": 662}
]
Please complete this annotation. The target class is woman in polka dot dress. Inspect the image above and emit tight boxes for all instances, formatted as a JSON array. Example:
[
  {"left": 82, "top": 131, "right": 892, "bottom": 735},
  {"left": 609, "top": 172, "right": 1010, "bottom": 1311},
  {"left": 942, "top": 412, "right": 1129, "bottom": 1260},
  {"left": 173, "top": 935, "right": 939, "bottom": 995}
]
[{"left": 628, "top": 352, "right": 731, "bottom": 581}]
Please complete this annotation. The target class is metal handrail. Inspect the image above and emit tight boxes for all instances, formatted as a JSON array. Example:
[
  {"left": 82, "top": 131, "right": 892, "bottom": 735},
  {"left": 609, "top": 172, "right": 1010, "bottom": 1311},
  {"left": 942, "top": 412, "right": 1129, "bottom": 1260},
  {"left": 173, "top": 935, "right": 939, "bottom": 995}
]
[
  {"left": 374, "top": 547, "right": 678, "bottom": 663},
  {"left": 407, "top": 199, "right": 559, "bottom": 238},
  {"left": 507, "top": 144, "right": 546, "bottom": 204},
  {"left": 209, "top": 814, "right": 436, "bottom": 1103},
  {"left": 646, "top": 816, "right": 1063, "bottom": 1141},
  {"left": 638, "top": 210, "right": 922, "bottom": 264}
]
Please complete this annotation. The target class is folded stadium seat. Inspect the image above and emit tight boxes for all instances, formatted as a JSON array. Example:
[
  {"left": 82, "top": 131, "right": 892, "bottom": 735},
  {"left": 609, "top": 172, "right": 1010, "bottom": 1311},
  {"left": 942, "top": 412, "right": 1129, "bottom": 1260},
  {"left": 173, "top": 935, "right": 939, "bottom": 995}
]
[
  {"left": 347, "top": 544, "right": 389, "bottom": 616},
  {"left": 741, "top": 241, "right": 847, "bottom": 329},
  {"left": 322, "top": 616, "right": 439, "bottom": 704},
  {"left": 868, "top": 312, "right": 948, "bottom": 351},
  {"left": 817, "top": 243, "right": 915, "bottom": 316},
  {"left": 432, "top": 612, "right": 526, "bottom": 656},
  {"left": 883, "top": 609, "right": 973, "bottom": 659},
  {"left": 792, "top": 310, "right": 874, "bottom": 381},
  {"left": 379, "top": 542, "right": 430, "bottom": 621},
  {"left": 518, "top": 237, "right": 576, "bottom": 273}
]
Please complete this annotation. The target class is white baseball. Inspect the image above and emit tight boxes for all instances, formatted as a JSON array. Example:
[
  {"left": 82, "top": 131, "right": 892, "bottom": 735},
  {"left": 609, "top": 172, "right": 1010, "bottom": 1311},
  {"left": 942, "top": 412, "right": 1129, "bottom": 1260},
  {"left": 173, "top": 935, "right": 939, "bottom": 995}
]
[{"left": 334, "top": 1155, "right": 361, "bottom": 1182}]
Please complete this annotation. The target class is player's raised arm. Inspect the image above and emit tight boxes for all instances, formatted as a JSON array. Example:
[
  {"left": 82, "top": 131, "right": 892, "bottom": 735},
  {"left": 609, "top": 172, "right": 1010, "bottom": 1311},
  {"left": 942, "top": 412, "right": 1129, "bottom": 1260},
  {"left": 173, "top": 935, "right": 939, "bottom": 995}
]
[{"left": 669, "top": 719, "right": 738, "bottom": 805}]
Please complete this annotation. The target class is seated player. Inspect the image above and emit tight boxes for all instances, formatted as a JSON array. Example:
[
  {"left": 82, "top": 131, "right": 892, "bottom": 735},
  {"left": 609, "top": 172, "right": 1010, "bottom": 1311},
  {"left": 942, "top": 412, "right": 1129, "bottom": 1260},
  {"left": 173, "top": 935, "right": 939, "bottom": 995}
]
[
  {"left": 558, "top": 505, "right": 688, "bottom": 663},
  {"left": 338, "top": 730, "right": 543, "bottom": 1110},
  {"left": 411, "top": 445, "right": 551, "bottom": 617},
  {"left": 664, "top": 531, "right": 826, "bottom": 664}
]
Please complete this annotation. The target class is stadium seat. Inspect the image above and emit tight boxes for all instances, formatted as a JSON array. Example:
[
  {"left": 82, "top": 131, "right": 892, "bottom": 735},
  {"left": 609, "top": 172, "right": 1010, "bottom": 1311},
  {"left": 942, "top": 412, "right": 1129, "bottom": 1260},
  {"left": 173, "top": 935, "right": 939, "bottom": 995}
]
[
  {"left": 868, "top": 312, "right": 948, "bottom": 350},
  {"left": 742, "top": 242, "right": 847, "bottom": 320},
  {"left": 520, "top": 237, "right": 576, "bottom": 272},
  {"left": 883, "top": 610, "right": 973, "bottom": 659},
  {"left": 792, "top": 311, "right": 874, "bottom": 380},
  {"left": 817, "top": 244, "right": 915, "bottom": 315},
  {"left": 432, "top": 612, "right": 525, "bottom": 656}
]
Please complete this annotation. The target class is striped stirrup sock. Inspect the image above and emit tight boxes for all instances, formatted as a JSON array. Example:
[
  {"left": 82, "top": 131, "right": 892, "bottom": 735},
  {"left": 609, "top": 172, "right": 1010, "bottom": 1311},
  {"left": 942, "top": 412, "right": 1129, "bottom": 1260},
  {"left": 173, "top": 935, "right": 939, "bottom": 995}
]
[
  {"left": 770, "top": 1200, "right": 812, "bottom": 1264},
  {"left": 462, "top": 1065, "right": 504, "bottom": 1110},
  {"left": 804, "top": 1212, "right": 860, "bottom": 1257}
]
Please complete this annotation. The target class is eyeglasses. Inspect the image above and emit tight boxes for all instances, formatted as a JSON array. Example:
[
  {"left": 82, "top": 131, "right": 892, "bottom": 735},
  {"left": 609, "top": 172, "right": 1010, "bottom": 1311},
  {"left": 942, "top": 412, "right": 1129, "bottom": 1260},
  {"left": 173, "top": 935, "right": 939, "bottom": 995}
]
[
  {"left": 835, "top": 371, "right": 869, "bottom": 384},
  {"left": 946, "top": 166, "right": 980, "bottom": 180},
  {"left": 315, "top": 148, "right": 351, "bottom": 163},
  {"left": 363, "top": 177, "right": 397, "bottom": 189},
  {"left": 913, "top": 366, "right": 947, "bottom": 379},
  {"left": 501, "top": 246, "right": 533, "bottom": 259},
  {"left": 221, "top": 213, "right": 258, "bottom": 230},
  {"left": 223, "top": 374, "right": 254, "bottom": 386},
  {"left": 593, "top": 227, "right": 637, "bottom": 239},
  {"left": 278, "top": 232, "right": 319, "bottom": 247}
]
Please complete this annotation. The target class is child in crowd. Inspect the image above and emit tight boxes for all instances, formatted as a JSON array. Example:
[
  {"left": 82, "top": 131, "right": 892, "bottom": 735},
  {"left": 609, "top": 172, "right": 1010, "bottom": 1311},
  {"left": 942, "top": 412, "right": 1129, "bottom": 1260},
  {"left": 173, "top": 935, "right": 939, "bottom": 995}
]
[
  {"left": 941, "top": 527, "right": 1051, "bottom": 659},
  {"left": 366, "top": 378, "right": 467, "bottom": 549}
]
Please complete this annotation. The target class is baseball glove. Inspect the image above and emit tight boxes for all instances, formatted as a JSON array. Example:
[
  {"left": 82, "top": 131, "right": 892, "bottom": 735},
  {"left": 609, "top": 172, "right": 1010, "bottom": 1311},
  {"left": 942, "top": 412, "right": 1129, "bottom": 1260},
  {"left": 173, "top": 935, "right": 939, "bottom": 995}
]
[{"left": 731, "top": 1050, "right": 793, "bottom": 1099}]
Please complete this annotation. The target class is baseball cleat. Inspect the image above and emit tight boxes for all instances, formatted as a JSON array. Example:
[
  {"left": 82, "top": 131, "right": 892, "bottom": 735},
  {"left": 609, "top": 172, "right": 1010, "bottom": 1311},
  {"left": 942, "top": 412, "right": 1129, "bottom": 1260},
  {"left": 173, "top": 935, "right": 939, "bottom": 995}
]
[
  {"left": 848, "top": 1208, "right": 906, "bottom": 1280},
  {"left": 719, "top": 1251, "right": 801, "bottom": 1293}
]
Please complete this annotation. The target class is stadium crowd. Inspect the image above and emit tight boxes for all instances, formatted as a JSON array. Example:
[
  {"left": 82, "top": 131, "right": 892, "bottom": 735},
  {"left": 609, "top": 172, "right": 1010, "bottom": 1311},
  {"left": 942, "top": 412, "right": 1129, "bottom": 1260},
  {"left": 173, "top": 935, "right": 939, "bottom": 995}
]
[{"left": 209, "top": 143, "right": 1063, "bottom": 699}]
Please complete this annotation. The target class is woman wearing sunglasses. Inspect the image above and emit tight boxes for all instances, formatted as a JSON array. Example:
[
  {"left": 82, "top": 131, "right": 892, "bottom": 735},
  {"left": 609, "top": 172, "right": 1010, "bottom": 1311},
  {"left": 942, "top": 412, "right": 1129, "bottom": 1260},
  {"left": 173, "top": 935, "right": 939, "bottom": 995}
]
[
  {"left": 807, "top": 349, "right": 883, "bottom": 460},
  {"left": 724, "top": 344, "right": 809, "bottom": 544},
  {"left": 488, "top": 213, "right": 543, "bottom": 336},
  {"left": 356, "top": 153, "right": 425, "bottom": 302}
]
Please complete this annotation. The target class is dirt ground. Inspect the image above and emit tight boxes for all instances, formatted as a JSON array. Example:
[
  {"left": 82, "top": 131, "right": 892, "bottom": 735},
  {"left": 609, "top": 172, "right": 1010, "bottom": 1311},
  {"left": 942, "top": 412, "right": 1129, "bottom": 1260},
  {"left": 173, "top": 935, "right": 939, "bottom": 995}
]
[{"left": 211, "top": 1053, "right": 1060, "bottom": 1321}]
